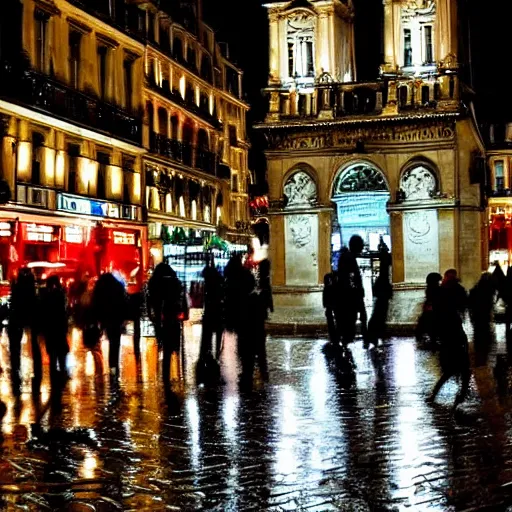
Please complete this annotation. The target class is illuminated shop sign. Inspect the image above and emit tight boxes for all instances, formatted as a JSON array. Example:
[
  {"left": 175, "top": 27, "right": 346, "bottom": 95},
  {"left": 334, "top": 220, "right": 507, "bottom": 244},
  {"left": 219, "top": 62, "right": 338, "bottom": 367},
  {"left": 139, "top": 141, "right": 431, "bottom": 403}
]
[
  {"left": 57, "top": 194, "right": 138, "bottom": 221},
  {"left": 0, "top": 222, "right": 11, "bottom": 237},
  {"left": 113, "top": 231, "right": 136, "bottom": 245},
  {"left": 64, "top": 226, "right": 83, "bottom": 244},
  {"left": 26, "top": 224, "right": 54, "bottom": 243}
]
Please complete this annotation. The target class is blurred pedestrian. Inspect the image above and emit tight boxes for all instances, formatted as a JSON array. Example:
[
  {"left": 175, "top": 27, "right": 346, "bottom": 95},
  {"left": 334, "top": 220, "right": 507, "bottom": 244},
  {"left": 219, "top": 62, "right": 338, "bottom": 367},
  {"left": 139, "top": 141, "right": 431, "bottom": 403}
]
[
  {"left": 92, "top": 273, "right": 127, "bottom": 378},
  {"left": 334, "top": 235, "right": 366, "bottom": 347},
  {"left": 40, "top": 276, "right": 69, "bottom": 383},
  {"left": 8, "top": 268, "right": 40, "bottom": 392},
  {"left": 469, "top": 272, "right": 496, "bottom": 366},
  {"left": 415, "top": 272, "right": 443, "bottom": 347},
  {"left": 148, "top": 263, "right": 186, "bottom": 383},
  {"left": 428, "top": 269, "right": 470, "bottom": 409},
  {"left": 200, "top": 256, "right": 224, "bottom": 359},
  {"left": 367, "top": 245, "right": 392, "bottom": 348}
]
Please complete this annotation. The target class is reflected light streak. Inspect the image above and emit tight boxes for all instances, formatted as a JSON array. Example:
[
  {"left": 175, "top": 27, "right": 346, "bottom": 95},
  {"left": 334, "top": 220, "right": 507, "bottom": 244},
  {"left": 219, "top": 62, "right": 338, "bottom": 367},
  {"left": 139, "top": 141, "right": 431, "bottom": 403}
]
[
  {"left": 80, "top": 449, "right": 99, "bottom": 480},
  {"left": 274, "top": 386, "right": 299, "bottom": 481},
  {"left": 186, "top": 396, "right": 201, "bottom": 471}
]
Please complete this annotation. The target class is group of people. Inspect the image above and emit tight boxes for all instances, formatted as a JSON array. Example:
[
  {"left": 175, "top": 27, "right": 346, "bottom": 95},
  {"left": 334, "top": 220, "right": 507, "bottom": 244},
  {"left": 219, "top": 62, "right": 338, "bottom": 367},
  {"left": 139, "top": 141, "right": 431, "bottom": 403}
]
[
  {"left": 323, "top": 234, "right": 393, "bottom": 353},
  {"left": 323, "top": 234, "right": 512, "bottom": 410},
  {"left": 1, "top": 248, "right": 274, "bottom": 395}
]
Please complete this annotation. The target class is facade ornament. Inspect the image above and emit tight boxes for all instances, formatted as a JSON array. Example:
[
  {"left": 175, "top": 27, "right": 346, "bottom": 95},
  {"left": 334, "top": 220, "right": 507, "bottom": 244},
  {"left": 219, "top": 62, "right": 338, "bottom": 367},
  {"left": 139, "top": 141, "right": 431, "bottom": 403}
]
[
  {"left": 316, "top": 69, "right": 334, "bottom": 84},
  {"left": 283, "top": 171, "right": 317, "bottom": 208},
  {"left": 440, "top": 53, "right": 458, "bottom": 70},
  {"left": 288, "top": 215, "right": 312, "bottom": 248},
  {"left": 334, "top": 164, "right": 387, "bottom": 194},
  {"left": 400, "top": 165, "right": 437, "bottom": 201}
]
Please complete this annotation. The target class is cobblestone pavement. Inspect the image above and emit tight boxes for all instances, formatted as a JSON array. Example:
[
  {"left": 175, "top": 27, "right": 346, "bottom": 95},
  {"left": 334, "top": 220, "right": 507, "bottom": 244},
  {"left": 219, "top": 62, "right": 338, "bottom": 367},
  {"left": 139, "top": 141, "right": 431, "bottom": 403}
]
[{"left": 1, "top": 325, "right": 512, "bottom": 511}]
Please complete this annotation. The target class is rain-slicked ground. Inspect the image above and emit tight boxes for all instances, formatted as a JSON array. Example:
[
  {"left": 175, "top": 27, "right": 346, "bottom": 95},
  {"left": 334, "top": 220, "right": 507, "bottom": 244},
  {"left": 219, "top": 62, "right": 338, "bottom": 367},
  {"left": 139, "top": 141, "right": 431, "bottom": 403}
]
[{"left": 1, "top": 325, "right": 512, "bottom": 511}]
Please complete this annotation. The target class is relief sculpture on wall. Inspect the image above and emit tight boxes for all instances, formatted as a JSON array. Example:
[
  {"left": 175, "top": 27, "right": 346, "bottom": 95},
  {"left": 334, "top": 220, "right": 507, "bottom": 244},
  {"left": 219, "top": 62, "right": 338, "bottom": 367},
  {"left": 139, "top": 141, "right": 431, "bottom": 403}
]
[
  {"left": 288, "top": 214, "right": 312, "bottom": 248},
  {"left": 283, "top": 171, "right": 317, "bottom": 208},
  {"left": 400, "top": 165, "right": 437, "bottom": 200}
]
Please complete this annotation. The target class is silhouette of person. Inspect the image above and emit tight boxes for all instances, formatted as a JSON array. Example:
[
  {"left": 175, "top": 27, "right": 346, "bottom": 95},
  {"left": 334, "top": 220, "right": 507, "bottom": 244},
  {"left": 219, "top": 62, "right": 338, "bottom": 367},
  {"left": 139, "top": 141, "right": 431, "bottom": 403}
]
[
  {"left": 334, "top": 235, "right": 366, "bottom": 347},
  {"left": 367, "top": 244, "right": 392, "bottom": 348},
  {"left": 40, "top": 276, "right": 69, "bottom": 384},
  {"left": 415, "top": 272, "right": 443, "bottom": 347},
  {"left": 428, "top": 269, "right": 470, "bottom": 409}
]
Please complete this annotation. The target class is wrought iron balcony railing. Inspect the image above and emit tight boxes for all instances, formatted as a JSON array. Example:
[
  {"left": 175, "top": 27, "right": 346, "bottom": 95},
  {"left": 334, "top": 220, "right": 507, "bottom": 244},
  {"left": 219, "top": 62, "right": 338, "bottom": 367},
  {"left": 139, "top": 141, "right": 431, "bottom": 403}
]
[{"left": 0, "top": 61, "right": 142, "bottom": 146}]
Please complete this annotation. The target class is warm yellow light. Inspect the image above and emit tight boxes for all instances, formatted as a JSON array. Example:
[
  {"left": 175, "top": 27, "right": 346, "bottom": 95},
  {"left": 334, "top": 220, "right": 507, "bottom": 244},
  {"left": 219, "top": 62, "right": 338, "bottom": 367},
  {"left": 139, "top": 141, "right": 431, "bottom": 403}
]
[
  {"left": 17, "top": 141, "right": 31, "bottom": 179},
  {"left": 165, "top": 193, "right": 172, "bottom": 213},
  {"left": 133, "top": 173, "right": 141, "bottom": 203},
  {"left": 44, "top": 147, "right": 55, "bottom": 184},
  {"left": 216, "top": 206, "right": 222, "bottom": 224},
  {"left": 209, "top": 94, "right": 214, "bottom": 115},
  {"left": 195, "top": 86, "right": 200, "bottom": 107},
  {"left": 179, "top": 75, "right": 186, "bottom": 99},
  {"left": 110, "top": 165, "right": 123, "bottom": 197},
  {"left": 191, "top": 199, "right": 197, "bottom": 220},
  {"left": 204, "top": 205, "right": 211, "bottom": 223},
  {"left": 179, "top": 196, "right": 186, "bottom": 217},
  {"left": 55, "top": 150, "right": 65, "bottom": 186}
]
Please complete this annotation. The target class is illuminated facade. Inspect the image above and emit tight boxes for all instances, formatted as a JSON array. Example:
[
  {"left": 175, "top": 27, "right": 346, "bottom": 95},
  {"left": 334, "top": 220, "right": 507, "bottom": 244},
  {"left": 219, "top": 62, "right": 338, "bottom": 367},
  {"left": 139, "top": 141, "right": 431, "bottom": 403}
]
[
  {"left": 0, "top": 0, "right": 146, "bottom": 292},
  {"left": 258, "top": 0, "right": 486, "bottom": 326},
  {"left": 139, "top": 0, "right": 251, "bottom": 272},
  {"left": 485, "top": 122, "right": 512, "bottom": 271},
  {"left": 0, "top": 0, "right": 250, "bottom": 297}
]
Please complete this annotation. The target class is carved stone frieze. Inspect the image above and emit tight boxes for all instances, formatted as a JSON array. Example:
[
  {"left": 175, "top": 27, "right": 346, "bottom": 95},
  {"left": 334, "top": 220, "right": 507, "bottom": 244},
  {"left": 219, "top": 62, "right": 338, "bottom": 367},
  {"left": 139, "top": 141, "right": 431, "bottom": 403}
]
[{"left": 266, "top": 121, "right": 455, "bottom": 151}]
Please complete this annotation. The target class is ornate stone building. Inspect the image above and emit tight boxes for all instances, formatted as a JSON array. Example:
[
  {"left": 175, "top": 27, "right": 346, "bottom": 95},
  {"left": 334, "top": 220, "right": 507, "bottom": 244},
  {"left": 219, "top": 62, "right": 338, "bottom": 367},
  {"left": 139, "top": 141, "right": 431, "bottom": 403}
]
[
  {"left": 257, "top": 0, "right": 486, "bottom": 326},
  {"left": 140, "top": 0, "right": 251, "bottom": 265},
  {"left": 0, "top": 0, "right": 250, "bottom": 296}
]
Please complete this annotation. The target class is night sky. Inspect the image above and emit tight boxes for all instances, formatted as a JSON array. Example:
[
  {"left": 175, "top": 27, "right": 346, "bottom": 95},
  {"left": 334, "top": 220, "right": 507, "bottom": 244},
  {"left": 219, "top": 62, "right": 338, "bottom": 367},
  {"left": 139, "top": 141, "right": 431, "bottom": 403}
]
[{"left": 202, "top": 0, "right": 511, "bottom": 180}]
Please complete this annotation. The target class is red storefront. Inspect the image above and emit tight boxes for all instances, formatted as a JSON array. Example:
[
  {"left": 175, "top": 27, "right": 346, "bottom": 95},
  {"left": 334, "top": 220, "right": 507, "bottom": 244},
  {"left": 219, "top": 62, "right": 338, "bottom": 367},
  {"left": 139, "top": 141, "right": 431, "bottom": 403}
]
[{"left": 0, "top": 214, "right": 147, "bottom": 297}]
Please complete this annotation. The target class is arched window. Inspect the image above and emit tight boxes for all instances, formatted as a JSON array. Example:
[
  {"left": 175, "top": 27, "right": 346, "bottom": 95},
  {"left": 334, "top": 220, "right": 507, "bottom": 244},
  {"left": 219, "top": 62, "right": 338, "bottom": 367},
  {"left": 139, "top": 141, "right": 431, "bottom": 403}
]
[
  {"left": 283, "top": 170, "right": 317, "bottom": 209},
  {"left": 191, "top": 199, "right": 197, "bottom": 220},
  {"left": 165, "top": 193, "right": 172, "bottom": 213},
  {"left": 204, "top": 205, "right": 211, "bottom": 223},
  {"left": 399, "top": 164, "right": 438, "bottom": 201},
  {"left": 173, "top": 36, "right": 184, "bottom": 62},
  {"left": 216, "top": 206, "right": 222, "bottom": 225},
  {"left": 179, "top": 196, "right": 186, "bottom": 217},
  {"left": 286, "top": 13, "right": 315, "bottom": 79},
  {"left": 157, "top": 107, "right": 167, "bottom": 136}
]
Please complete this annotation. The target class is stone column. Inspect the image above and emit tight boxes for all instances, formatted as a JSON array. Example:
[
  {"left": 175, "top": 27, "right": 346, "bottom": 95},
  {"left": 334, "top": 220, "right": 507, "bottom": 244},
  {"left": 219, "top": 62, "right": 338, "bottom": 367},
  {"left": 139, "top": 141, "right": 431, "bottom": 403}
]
[
  {"left": 268, "top": 11, "right": 280, "bottom": 83},
  {"left": 382, "top": 0, "right": 398, "bottom": 73},
  {"left": 278, "top": 15, "right": 288, "bottom": 80},
  {"left": 436, "top": 0, "right": 458, "bottom": 69},
  {"left": 269, "top": 214, "right": 285, "bottom": 286}
]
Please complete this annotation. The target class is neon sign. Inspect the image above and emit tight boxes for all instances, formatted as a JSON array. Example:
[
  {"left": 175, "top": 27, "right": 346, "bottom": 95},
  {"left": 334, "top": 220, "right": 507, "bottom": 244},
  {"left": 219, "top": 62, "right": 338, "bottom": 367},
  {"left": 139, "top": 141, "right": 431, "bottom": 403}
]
[{"left": 113, "top": 231, "right": 136, "bottom": 245}]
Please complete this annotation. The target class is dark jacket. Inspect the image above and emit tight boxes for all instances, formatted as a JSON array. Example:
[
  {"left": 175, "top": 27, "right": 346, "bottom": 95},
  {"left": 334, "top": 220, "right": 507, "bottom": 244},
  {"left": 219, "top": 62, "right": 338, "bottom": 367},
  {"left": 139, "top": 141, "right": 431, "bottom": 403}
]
[{"left": 92, "top": 273, "right": 127, "bottom": 327}]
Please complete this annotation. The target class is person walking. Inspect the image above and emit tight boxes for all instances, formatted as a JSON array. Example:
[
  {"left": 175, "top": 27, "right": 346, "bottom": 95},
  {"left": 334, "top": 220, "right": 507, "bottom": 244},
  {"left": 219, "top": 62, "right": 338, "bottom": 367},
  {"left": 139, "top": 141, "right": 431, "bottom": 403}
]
[
  {"left": 427, "top": 269, "right": 470, "bottom": 409},
  {"left": 148, "top": 263, "right": 185, "bottom": 384},
  {"left": 415, "top": 272, "right": 443, "bottom": 347},
  {"left": 469, "top": 272, "right": 496, "bottom": 366},
  {"left": 92, "top": 273, "right": 127, "bottom": 379},
  {"left": 8, "top": 268, "right": 40, "bottom": 392},
  {"left": 40, "top": 276, "right": 69, "bottom": 384},
  {"left": 200, "top": 256, "right": 224, "bottom": 359},
  {"left": 367, "top": 245, "right": 392, "bottom": 348},
  {"left": 334, "top": 235, "right": 366, "bottom": 347}
]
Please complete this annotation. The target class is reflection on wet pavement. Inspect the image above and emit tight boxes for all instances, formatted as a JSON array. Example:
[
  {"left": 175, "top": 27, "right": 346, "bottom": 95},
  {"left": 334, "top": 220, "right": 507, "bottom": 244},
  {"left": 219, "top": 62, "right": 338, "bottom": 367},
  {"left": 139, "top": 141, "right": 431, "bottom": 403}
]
[{"left": 1, "top": 325, "right": 512, "bottom": 510}]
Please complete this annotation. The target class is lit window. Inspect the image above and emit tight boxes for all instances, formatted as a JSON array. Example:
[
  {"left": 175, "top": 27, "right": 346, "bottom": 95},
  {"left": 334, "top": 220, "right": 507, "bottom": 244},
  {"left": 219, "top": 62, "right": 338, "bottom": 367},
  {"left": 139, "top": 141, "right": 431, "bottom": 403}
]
[
  {"left": 287, "top": 14, "right": 314, "bottom": 79},
  {"left": 204, "top": 205, "right": 211, "bottom": 223},
  {"left": 179, "top": 196, "right": 186, "bottom": 217},
  {"left": 495, "top": 161, "right": 505, "bottom": 191},
  {"left": 165, "top": 193, "right": 172, "bottom": 213},
  {"left": 191, "top": 200, "right": 197, "bottom": 220},
  {"left": 216, "top": 206, "right": 222, "bottom": 225}
]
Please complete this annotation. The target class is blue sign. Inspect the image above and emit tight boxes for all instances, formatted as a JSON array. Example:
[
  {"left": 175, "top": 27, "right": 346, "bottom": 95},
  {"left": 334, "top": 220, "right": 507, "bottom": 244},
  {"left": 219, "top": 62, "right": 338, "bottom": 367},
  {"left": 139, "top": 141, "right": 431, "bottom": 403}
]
[
  {"left": 57, "top": 193, "right": 121, "bottom": 219},
  {"left": 335, "top": 192, "right": 390, "bottom": 227}
]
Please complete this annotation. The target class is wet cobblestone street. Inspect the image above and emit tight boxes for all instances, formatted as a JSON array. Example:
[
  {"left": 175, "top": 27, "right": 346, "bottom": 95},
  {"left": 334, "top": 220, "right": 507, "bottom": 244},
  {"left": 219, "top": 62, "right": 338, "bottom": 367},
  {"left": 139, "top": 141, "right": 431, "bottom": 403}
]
[{"left": 1, "top": 326, "right": 512, "bottom": 511}]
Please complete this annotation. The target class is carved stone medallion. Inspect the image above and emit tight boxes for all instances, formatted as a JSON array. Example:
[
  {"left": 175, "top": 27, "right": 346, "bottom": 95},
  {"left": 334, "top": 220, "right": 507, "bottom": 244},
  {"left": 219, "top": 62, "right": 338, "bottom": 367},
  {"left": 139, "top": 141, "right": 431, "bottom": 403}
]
[
  {"left": 400, "top": 165, "right": 437, "bottom": 201},
  {"left": 284, "top": 171, "right": 317, "bottom": 208},
  {"left": 288, "top": 215, "right": 312, "bottom": 248}
]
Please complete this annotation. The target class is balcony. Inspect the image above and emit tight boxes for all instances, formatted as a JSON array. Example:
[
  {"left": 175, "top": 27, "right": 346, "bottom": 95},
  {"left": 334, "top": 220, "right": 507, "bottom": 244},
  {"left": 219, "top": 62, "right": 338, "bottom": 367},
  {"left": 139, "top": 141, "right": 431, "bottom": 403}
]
[
  {"left": 0, "top": 62, "right": 142, "bottom": 146},
  {"left": 149, "top": 132, "right": 217, "bottom": 176},
  {"left": 270, "top": 81, "right": 387, "bottom": 121},
  {"left": 145, "top": 77, "right": 222, "bottom": 130},
  {"left": 67, "top": 0, "right": 145, "bottom": 42}
]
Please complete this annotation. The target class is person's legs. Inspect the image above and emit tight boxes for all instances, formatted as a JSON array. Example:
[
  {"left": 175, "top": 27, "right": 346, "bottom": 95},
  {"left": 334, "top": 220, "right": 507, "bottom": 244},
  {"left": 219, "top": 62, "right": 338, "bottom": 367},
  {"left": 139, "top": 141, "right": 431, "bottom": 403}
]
[
  {"left": 106, "top": 324, "right": 122, "bottom": 374},
  {"left": 427, "top": 372, "right": 451, "bottom": 402},
  {"left": 255, "top": 324, "right": 269, "bottom": 381},
  {"left": 200, "top": 317, "right": 214, "bottom": 358},
  {"left": 454, "top": 366, "right": 471, "bottom": 408},
  {"left": 30, "top": 326, "right": 42, "bottom": 381},
  {"left": 8, "top": 325, "right": 23, "bottom": 390}
]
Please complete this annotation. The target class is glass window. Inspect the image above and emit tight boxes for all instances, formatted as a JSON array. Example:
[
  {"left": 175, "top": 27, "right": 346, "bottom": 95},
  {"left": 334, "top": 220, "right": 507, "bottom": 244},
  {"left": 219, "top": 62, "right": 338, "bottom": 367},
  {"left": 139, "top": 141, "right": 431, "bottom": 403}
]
[
  {"left": 424, "top": 26, "right": 433, "bottom": 64},
  {"left": 34, "top": 11, "right": 48, "bottom": 72},
  {"left": 404, "top": 29, "right": 412, "bottom": 67},
  {"left": 124, "top": 58, "right": 133, "bottom": 111},
  {"left": 69, "top": 31, "right": 81, "bottom": 89},
  {"left": 495, "top": 160, "right": 505, "bottom": 191},
  {"left": 97, "top": 45, "right": 108, "bottom": 100}
]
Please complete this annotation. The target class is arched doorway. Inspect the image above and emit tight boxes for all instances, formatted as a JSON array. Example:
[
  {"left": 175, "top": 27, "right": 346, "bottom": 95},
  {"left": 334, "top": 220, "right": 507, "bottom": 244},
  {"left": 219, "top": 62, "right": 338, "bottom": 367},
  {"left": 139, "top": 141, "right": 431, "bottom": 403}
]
[{"left": 331, "top": 162, "right": 391, "bottom": 307}]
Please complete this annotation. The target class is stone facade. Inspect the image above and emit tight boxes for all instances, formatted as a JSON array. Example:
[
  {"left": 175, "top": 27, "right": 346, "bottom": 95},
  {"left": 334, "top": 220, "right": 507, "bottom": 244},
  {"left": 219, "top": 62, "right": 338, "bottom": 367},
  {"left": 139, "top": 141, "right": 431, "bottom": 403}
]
[{"left": 257, "top": 0, "right": 486, "bottom": 327}]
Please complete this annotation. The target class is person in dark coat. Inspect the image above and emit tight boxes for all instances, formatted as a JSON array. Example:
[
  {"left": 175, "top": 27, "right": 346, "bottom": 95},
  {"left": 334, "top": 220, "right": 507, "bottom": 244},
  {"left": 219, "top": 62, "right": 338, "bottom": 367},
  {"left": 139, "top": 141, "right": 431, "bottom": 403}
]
[
  {"left": 367, "top": 246, "right": 392, "bottom": 348},
  {"left": 415, "top": 272, "right": 443, "bottom": 347},
  {"left": 8, "top": 268, "right": 40, "bottom": 392},
  {"left": 469, "top": 272, "right": 496, "bottom": 366},
  {"left": 427, "top": 269, "right": 470, "bottom": 409},
  {"left": 92, "top": 273, "right": 127, "bottom": 378},
  {"left": 200, "top": 256, "right": 224, "bottom": 359},
  {"left": 334, "top": 235, "right": 366, "bottom": 347},
  {"left": 40, "top": 276, "right": 69, "bottom": 383},
  {"left": 148, "top": 263, "right": 185, "bottom": 383},
  {"left": 224, "top": 255, "right": 259, "bottom": 385}
]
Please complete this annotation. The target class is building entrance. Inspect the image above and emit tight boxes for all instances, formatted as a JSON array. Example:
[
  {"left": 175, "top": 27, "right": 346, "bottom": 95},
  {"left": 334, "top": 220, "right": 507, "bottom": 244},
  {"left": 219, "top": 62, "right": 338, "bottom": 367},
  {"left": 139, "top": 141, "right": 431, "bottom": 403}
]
[{"left": 331, "top": 163, "right": 391, "bottom": 309}]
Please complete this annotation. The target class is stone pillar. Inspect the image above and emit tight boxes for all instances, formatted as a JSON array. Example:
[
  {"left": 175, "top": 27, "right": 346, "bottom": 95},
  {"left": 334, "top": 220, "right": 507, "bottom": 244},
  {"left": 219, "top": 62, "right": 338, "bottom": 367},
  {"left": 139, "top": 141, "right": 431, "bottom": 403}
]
[
  {"left": 318, "top": 209, "right": 333, "bottom": 282},
  {"left": 382, "top": 0, "right": 401, "bottom": 73},
  {"left": 389, "top": 211, "right": 404, "bottom": 284},
  {"left": 436, "top": 0, "right": 458, "bottom": 69},
  {"left": 278, "top": 16, "right": 288, "bottom": 81},
  {"left": 269, "top": 214, "right": 285, "bottom": 286}
]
